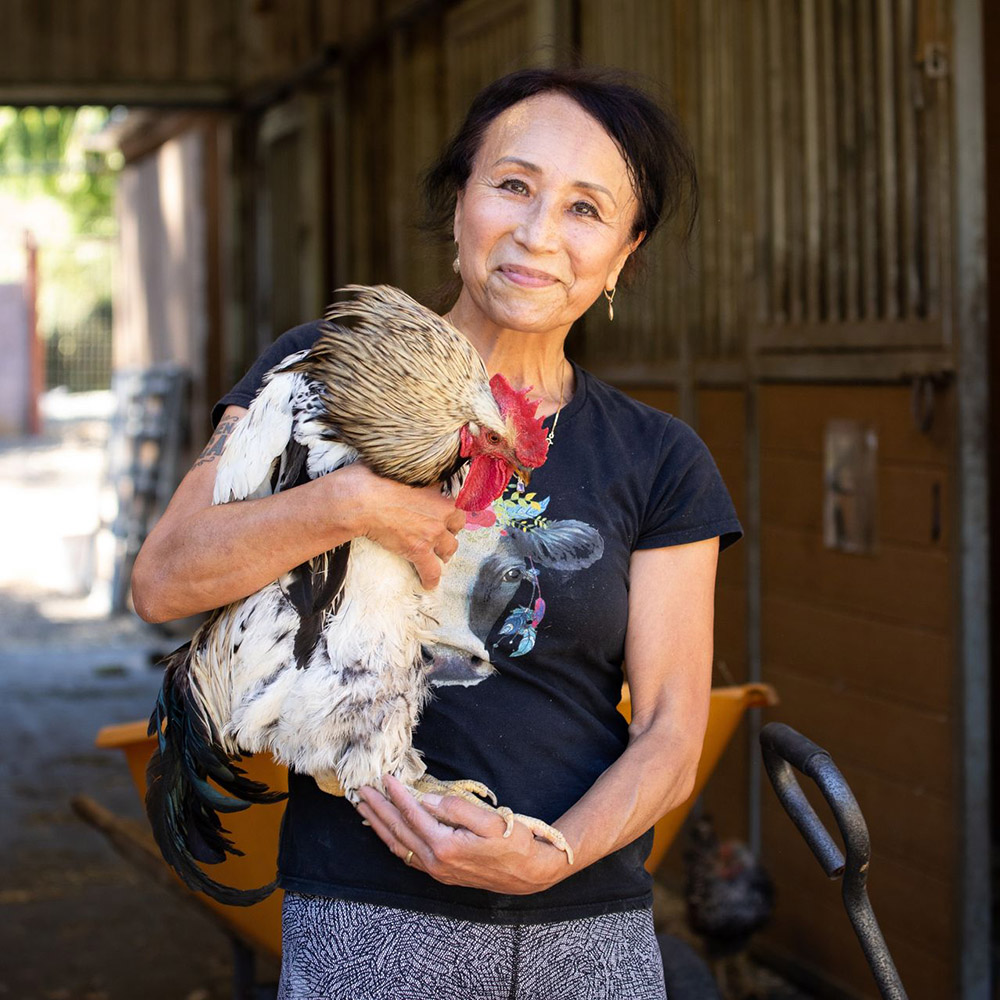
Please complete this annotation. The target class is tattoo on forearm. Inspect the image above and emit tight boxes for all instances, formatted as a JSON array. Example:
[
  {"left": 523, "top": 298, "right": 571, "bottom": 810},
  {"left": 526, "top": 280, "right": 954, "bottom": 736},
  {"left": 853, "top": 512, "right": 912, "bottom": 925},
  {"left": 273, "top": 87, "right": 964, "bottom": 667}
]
[{"left": 193, "top": 415, "right": 239, "bottom": 468}]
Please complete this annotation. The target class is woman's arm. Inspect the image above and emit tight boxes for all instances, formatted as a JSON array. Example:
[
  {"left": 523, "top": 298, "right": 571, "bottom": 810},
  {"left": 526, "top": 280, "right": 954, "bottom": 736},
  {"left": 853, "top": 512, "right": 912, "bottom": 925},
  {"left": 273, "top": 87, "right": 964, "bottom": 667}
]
[
  {"left": 131, "top": 405, "right": 467, "bottom": 623},
  {"left": 357, "top": 536, "right": 719, "bottom": 893}
]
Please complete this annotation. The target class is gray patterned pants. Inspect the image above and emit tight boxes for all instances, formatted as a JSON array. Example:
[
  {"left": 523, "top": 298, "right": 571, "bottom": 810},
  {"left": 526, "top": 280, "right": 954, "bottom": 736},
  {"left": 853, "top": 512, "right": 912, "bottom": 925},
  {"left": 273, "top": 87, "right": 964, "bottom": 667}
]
[{"left": 278, "top": 892, "right": 667, "bottom": 1000}]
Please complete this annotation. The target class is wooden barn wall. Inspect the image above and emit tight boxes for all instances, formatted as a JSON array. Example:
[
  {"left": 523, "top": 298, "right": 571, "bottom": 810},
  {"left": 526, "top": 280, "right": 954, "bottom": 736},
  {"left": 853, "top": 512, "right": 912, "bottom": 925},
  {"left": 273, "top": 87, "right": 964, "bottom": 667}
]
[
  {"left": 579, "top": 0, "right": 952, "bottom": 369},
  {"left": 579, "top": 1, "right": 958, "bottom": 998},
  {"left": 114, "top": 127, "right": 210, "bottom": 432},
  {"left": 246, "top": 95, "right": 328, "bottom": 359},
  {"left": 579, "top": 0, "right": 752, "bottom": 376},
  {"left": 0, "top": 0, "right": 346, "bottom": 104}
]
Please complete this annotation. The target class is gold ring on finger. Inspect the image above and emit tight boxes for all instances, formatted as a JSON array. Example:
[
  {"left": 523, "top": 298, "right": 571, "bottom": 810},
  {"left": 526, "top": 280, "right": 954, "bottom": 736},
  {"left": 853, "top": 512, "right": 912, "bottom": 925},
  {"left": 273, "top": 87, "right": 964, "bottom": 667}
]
[{"left": 405, "top": 849, "right": 414, "bottom": 866}]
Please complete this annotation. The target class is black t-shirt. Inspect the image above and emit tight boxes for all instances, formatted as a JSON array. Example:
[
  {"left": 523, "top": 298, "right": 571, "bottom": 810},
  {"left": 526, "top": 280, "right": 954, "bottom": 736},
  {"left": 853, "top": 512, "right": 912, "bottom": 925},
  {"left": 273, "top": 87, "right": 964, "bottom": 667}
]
[{"left": 215, "top": 321, "right": 743, "bottom": 923}]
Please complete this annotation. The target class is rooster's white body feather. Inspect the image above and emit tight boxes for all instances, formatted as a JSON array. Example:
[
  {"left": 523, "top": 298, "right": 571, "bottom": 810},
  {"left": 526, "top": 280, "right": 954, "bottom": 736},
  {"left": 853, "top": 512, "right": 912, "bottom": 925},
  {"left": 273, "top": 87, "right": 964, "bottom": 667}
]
[{"left": 199, "top": 360, "right": 442, "bottom": 796}]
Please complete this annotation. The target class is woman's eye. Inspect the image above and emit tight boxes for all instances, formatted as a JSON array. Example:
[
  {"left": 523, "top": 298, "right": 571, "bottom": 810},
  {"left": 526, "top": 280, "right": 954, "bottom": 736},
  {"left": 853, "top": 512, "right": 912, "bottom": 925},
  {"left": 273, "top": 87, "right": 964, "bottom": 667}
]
[
  {"left": 499, "top": 178, "right": 529, "bottom": 195},
  {"left": 572, "top": 201, "right": 600, "bottom": 218}
]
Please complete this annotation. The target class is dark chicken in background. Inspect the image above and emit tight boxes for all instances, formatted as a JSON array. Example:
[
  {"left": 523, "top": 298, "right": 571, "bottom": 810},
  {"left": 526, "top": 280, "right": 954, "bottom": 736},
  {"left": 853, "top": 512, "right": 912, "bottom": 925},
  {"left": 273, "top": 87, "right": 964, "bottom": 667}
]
[
  {"left": 685, "top": 815, "right": 775, "bottom": 997},
  {"left": 145, "top": 285, "right": 568, "bottom": 906}
]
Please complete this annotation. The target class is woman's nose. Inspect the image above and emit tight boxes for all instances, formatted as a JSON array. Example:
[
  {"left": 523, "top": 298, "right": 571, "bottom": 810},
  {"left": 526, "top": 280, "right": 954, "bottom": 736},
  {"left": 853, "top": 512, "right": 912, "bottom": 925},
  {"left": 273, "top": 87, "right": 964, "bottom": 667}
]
[{"left": 513, "top": 196, "right": 561, "bottom": 253}]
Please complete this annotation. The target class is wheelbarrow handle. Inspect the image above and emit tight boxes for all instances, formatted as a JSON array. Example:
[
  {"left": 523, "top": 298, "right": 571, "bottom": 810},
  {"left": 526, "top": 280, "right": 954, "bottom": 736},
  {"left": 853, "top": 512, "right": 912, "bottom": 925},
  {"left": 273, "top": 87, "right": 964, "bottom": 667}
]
[
  {"left": 759, "top": 722, "right": 908, "bottom": 1000},
  {"left": 759, "top": 722, "right": 861, "bottom": 878}
]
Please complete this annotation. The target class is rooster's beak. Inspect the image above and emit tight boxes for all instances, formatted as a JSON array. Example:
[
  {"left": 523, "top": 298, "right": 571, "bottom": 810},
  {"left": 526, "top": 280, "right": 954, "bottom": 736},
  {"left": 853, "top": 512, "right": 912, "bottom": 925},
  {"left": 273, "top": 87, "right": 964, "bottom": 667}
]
[{"left": 514, "top": 465, "right": 532, "bottom": 487}]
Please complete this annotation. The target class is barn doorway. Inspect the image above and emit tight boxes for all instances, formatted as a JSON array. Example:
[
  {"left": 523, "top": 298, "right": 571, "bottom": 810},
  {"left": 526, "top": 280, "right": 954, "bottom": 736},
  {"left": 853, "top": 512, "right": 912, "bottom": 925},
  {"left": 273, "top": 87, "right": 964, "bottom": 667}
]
[{"left": 0, "top": 107, "right": 120, "bottom": 409}]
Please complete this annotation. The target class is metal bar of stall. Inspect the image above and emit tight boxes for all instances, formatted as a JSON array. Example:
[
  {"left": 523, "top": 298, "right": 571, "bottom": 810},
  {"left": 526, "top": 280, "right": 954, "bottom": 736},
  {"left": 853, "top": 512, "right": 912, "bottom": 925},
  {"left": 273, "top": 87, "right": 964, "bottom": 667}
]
[{"left": 952, "top": 0, "right": 993, "bottom": 996}]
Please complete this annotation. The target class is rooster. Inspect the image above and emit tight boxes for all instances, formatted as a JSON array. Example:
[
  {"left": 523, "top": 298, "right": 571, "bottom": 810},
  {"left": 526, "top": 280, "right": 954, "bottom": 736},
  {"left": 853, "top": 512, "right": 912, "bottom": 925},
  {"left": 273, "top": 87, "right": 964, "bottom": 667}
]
[
  {"left": 146, "top": 285, "right": 569, "bottom": 906},
  {"left": 684, "top": 815, "right": 775, "bottom": 997}
]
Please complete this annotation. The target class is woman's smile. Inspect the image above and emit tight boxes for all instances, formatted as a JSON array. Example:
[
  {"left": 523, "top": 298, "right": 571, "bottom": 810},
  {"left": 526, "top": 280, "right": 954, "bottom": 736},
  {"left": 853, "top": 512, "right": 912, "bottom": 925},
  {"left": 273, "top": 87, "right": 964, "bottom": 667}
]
[{"left": 495, "top": 263, "right": 562, "bottom": 287}]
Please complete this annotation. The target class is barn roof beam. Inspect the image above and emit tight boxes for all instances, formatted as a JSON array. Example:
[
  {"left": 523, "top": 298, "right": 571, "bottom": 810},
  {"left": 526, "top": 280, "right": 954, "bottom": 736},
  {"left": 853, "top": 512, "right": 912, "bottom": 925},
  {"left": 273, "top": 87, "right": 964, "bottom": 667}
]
[{"left": 0, "top": 82, "right": 236, "bottom": 110}]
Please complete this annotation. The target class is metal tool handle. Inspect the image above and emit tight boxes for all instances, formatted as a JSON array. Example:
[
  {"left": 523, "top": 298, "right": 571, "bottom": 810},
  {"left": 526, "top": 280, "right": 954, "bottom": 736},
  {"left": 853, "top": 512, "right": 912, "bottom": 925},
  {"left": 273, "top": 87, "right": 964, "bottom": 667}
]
[{"left": 759, "top": 723, "right": 908, "bottom": 1000}]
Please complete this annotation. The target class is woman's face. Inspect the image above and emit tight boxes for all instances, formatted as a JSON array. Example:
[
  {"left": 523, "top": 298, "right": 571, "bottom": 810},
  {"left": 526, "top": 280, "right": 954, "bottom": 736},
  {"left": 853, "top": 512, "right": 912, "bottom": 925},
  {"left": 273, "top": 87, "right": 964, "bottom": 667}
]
[{"left": 453, "top": 92, "right": 642, "bottom": 336}]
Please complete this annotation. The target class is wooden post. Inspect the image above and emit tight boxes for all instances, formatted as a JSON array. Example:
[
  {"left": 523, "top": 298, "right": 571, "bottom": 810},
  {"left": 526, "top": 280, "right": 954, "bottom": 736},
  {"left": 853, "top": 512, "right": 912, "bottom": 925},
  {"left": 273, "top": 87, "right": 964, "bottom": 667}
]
[{"left": 24, "top": 230, "right": 42, "bottom": 436}]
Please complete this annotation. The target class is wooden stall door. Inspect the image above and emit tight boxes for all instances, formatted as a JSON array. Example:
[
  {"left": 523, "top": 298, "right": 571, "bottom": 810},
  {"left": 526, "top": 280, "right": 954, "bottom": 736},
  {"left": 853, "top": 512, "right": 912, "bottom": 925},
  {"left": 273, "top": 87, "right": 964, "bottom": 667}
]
[
  {"left": 579, "top": 1, "right": 960, "bottom": 997},
  {"left": 758, "top": 382, "right": 955, "bottom": 998},
  {"left": 749, "top": 4, "right": 958, "bottom": 997}
]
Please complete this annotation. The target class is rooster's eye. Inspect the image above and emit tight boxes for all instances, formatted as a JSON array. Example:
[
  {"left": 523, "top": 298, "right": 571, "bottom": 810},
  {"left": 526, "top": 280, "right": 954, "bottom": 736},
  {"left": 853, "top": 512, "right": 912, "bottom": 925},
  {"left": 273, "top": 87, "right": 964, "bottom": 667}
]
[{"left": 486, "top": 431, "right": 501, "bottom": 445}]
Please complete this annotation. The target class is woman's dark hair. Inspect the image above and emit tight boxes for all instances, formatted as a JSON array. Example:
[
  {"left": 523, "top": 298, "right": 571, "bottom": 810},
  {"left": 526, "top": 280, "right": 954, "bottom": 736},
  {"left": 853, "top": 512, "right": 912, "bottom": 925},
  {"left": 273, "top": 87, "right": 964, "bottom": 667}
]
[{"left": 423, "top": 66, "right": 698, "bottom": 280}]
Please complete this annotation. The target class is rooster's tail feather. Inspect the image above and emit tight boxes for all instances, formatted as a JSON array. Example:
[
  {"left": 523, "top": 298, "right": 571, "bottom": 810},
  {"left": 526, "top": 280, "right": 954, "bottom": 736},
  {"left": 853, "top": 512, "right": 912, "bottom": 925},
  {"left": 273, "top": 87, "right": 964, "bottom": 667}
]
[{"left": 145, "top": 642, "right": 286, "bottom": 907}]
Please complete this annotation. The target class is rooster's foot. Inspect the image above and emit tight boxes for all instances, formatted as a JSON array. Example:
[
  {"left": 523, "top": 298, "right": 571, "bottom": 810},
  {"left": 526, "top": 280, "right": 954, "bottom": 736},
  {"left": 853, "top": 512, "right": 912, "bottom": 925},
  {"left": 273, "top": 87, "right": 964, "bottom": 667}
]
[
  {"left": 412, "top": 774, "right": 514, "bottom": 835},
  {"left": 506, "top": 812, "right": 575, "bottom": 865},
  {"left": 313, "top": 769, "right": 346, "bottom": 797},
  {"left": 412, "top": 774, "right": 574, "bottom": 865},
  {"left": 412, "top": 774, "right": 498, "bottom": 807}
]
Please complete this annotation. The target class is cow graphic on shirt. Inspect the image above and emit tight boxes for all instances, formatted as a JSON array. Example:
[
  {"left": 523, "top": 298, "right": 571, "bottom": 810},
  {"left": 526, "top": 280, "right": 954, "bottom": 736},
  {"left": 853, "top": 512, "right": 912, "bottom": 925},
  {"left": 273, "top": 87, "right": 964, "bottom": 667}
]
[{"left": 424, "top": 485, "right": 604, "bottom": 687}]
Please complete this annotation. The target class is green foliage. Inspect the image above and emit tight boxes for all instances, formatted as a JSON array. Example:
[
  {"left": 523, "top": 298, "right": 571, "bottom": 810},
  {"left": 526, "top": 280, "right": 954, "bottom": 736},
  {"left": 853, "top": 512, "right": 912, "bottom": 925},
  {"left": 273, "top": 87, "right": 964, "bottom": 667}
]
[
  {"left": 0, "top": 106, "right": 120, "bottom": 340},
  {"left": 0, "top": 106, "right": 119, "bottom": 237}
]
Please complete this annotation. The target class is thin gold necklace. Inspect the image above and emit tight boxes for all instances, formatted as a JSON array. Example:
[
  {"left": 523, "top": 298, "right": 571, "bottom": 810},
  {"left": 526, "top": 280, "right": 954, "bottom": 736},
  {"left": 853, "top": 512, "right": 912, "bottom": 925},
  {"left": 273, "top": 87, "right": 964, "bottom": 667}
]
[
  {"left": 545, "top": 358, "right": 568, "bottom": 446},
  {"left": 517, "top": 358, "right": 567, "bottom": 493}
]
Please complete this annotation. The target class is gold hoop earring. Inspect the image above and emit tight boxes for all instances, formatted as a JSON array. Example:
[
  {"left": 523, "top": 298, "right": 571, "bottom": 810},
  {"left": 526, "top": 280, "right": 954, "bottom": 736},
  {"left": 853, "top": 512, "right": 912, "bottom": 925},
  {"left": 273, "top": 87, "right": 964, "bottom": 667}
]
[
  {"left": 604, "top": 287, "right": 616, "bottom": 322},
  {"left": 452, "top": 251, "right": 461, "bottom": 274}
]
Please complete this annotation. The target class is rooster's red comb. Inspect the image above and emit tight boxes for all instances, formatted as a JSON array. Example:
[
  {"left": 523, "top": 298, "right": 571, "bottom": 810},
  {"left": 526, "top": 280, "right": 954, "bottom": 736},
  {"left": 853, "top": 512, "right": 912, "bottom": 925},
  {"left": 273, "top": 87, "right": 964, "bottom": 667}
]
[{"left": 489, "top": 373, "right": 550, "bottom": 469}]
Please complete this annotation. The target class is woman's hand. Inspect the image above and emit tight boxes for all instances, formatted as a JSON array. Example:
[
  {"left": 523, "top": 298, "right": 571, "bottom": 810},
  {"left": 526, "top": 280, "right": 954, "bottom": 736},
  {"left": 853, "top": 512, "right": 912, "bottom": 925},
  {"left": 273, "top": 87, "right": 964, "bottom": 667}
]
[
  {"left": 356, "top": 776, "right": 571, "bottom": 895},
  {"left": 336, "top": 465, "right": 466, "bottom": 590}
]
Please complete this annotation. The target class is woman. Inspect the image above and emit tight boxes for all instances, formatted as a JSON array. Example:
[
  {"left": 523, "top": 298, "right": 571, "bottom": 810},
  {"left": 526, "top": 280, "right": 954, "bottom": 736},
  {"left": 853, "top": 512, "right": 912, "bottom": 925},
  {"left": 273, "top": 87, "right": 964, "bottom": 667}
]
[{"left": 132, "top": 67, "right": 742, "bottom": 999}]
